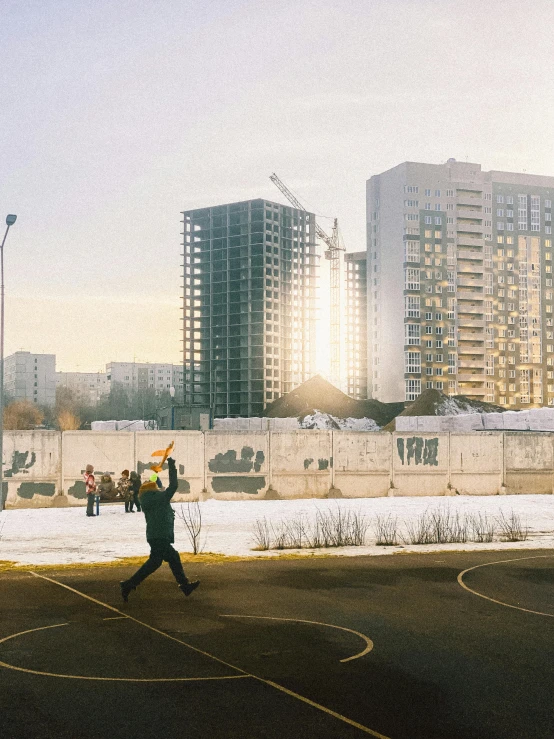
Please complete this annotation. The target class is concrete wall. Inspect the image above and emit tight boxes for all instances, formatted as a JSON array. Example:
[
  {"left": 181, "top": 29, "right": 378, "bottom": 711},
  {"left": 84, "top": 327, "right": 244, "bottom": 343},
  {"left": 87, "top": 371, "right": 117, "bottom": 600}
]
[{"left": 2, "top": 430, "right": 554, "bottom": 508}]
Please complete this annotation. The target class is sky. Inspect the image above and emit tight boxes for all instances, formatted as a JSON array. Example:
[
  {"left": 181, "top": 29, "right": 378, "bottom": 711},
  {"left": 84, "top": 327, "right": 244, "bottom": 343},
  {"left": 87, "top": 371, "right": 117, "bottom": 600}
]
[{"left": 2, "top": 0, "right": 554, "bottom": 372}]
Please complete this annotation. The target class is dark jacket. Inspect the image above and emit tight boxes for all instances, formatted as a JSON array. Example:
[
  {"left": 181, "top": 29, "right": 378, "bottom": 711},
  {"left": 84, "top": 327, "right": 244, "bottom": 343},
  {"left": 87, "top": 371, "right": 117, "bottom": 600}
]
[
  {"left": 130, "top": 471, "right": 141, "bottom": 495},
  {"left": 139, "top": 458, "right": 178, "bottom": 542}
]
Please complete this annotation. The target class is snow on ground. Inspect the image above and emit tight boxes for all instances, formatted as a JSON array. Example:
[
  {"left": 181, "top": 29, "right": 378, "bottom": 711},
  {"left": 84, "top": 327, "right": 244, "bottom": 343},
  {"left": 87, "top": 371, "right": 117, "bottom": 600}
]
[{"left": 0, "top": 495, "right": 553, "bottom": 566}]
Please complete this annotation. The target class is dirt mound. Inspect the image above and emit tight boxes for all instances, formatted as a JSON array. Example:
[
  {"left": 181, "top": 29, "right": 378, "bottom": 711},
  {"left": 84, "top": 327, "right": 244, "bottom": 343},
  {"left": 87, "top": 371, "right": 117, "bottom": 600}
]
[
  {"left": 383, "top": 389, "right": 505, "bottom": 430},
  {"left": 263, "top": 375, "right": 404, "bottom": 427}
]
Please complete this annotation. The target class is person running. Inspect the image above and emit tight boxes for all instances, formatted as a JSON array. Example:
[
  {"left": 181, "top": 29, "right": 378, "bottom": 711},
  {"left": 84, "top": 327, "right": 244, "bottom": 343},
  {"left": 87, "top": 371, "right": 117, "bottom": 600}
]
[
  {"left": 117, "top": 469, "right": 133, "bottom": 512},
  {"left": 129, "top": 470, "right": 142, "bottom": 512},
  {"left": 120, "top": 455, "right": 199, "bottom": 601}
]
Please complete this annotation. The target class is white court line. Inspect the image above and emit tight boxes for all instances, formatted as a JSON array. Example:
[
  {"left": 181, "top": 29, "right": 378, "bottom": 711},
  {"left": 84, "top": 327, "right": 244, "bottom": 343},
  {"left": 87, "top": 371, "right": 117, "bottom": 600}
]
[
  {"left": 26, "top": 571, "right": 390, "bottom": 738},
  {"left": 458, "top": 554, "right": 554, "bottom": 618},
  {"left": 220, "top": 614, "right": 373, "bottom": 662}
]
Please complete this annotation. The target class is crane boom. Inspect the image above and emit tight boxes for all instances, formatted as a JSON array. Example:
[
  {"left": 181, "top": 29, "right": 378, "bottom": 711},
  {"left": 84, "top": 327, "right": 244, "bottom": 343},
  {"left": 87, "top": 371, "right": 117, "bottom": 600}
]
[{"left": 269, "top": 173, "right": 344, "bottom": 386}]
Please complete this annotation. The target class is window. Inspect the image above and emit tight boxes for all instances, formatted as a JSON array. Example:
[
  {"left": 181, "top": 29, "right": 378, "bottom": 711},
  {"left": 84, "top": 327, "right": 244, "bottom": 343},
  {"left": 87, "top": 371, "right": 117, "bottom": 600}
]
[
  {"left": 405, "top": 268, "right": 420, "bottom": 290},
  {"left": 405, "top": 324, "right": 421, "bottom": 345},
  {"left": 405, "top": 352, "right": 421, "bottom": 373},
  {"left": 405, "top": 379, "right": 421, "bottom": 401},
  {"left": 405, "top": 296, "right": 420, "bottom": 317},
  {"left": 435, "top": 190, "right": 441, "bottom": 197}
]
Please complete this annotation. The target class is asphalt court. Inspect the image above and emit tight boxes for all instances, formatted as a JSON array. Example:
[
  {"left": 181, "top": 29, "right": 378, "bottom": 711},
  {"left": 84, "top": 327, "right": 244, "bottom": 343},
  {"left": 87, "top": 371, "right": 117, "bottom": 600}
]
[{"left": 0, "top": 551, "right": 552, "bottom": 739}]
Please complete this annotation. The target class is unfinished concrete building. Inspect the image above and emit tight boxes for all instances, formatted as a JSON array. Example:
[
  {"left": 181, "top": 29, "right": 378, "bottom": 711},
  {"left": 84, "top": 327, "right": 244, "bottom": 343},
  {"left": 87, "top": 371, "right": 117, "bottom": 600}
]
[
  {"left": 345, "top": 251, "right": 368, "bottom": 399},
  {"left": 182, "top": 199, "right": 317, "bottom": 417}
]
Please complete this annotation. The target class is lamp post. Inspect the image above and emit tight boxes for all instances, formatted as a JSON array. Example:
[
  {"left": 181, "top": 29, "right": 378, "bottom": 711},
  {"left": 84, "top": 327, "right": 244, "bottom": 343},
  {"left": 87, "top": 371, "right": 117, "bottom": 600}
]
[
  {"left": 169, "top": 386, "right": 175, "bottom": 430},
  {"left": 0, "top": 215, "right": 17, "bottom": 513}
]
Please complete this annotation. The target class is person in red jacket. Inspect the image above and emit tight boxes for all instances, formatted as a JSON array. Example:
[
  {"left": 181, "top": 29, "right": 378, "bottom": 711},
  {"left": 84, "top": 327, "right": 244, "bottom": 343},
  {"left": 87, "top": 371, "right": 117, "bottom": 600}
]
[{"left": 84, "top": 464, "right": 97, "bottom": 517}]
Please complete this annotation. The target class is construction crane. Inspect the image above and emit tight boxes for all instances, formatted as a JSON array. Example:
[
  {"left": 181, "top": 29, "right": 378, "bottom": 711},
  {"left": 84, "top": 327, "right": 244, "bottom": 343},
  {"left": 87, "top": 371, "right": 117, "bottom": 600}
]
[{"left": 269, "top": 173, "right": 345, "bottom": 385}]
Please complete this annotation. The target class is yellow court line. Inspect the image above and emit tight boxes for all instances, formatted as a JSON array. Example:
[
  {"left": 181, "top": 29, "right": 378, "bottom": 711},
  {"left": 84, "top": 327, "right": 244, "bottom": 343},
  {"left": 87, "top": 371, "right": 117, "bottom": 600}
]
[
  {"left": 457, "top": 554, "right": 554, "bottom": 618},
  {"left": 28, "top": 571, "right": 390, "bottom": 738},
  {"left": 220, "top": 614, "right": 373, "bottom": 662},
  {"left": 0, "top": 623, "right": 248, "bottom": 682}
]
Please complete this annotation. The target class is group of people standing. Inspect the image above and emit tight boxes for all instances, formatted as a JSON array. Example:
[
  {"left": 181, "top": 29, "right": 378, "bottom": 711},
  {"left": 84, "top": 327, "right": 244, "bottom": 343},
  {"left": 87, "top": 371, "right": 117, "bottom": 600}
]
[{"left": 83, "top": 466, "right": 142, "bottom": 516}]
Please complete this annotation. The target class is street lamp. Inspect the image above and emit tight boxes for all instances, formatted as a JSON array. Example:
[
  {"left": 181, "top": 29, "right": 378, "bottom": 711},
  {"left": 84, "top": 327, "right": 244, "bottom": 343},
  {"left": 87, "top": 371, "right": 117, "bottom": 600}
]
[
  {"left": 169, "top": 386, "right": 175, "bottom": 430},
  {"left": 0, "top": 215, "right": 17, "bottom": 513}
]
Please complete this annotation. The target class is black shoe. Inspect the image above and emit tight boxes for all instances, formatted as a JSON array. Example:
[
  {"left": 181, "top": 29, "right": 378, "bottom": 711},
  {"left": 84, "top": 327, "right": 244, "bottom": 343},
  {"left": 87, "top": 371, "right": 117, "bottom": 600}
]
[
  {"left": 179, "top": 580, "right": 200, "bottom": 597},
  {"left": 86, "top": 514, "right": 96, "bottom": 517},
  {"left": 120, "top": 581, "right": 136, "bottom": 602}
]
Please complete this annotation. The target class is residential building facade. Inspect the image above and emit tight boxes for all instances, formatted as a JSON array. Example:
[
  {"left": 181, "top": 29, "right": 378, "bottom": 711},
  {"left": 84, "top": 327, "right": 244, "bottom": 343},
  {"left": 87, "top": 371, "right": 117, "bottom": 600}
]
[
  {"left": 182, "top": 198, "right": 317, "bottom": 417},
  {"left": 106, "top": 362, "right": 184, "bottom": 397},
  {"left": 368, "top": 160, "right": 554, "bottom": 406},
  {"left": 4, "top": 352, "right": 56, "bottom": 406},
  {"left": 55, "top": 372, "right": 109, "bottom": 405},
  {"left": 344, "top": 251, "right": 368, "bottom": 399}
]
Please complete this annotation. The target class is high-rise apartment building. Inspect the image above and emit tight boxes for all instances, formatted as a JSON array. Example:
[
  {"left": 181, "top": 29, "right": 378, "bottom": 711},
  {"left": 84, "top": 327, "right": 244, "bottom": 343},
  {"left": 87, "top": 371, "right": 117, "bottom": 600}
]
[
  {"left": 4, "top": 352, "right": 56, "bottom": 406},
  {"left": 345, "top": 251, "right": 367, "bottom": 399},
  {"left": 106, "top": 362, "right": 184, "bottom": 397},
  {"left": 182, "top": 198, "right": 317, "bottom": 417},
  {"left": 368, "top": 160, "right": 554, "bottom": 406}
]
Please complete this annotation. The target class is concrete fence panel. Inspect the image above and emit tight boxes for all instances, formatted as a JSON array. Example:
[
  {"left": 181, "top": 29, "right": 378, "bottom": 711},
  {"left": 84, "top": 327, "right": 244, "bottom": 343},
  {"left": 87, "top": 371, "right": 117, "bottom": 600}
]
[
  {"left": 449, "top": 432, "right": 502, "bottom": 495},
  {"left": 392, "top": 433, "right": 449, "bottom": 496},
  {"left": 3, "top": 431, "right": 61, "bottom": 508},
  {"left": 204, "top": 431, "right": 269, "bottom": 499},
  {"left": 333, "top": 432, "right": 391, "bottom": 497},
  {"left": 62, "top": 431, "right": 135, "bottom": 505},
  {"left": 135, "top": 432, "right": 204, "bottom": 500},
  {"left": 270, "top": 431, "right": 332, "bottom": 498},
  {"left": 504, "top": 432, "right": 554, "bottom": 494}
]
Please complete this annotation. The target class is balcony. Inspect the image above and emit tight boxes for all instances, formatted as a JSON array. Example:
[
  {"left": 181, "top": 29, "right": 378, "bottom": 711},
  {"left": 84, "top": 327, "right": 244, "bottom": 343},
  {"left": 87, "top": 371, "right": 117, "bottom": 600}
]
[
  {"left": 457, "top": 305, "right": 485, "bottom": 315},
  {"left": 457, "top": 317, "right": 486, "bottom": 328},
  {"left": 457, "top": 250, "right": 483, "bottom": 261},
  {"left": 457, "top": 207, "right": 483, "bottom": 220},
  {"left": 457, "top": 221, "right": 484, "bottom": 233},
  {"left": 458, "top": 358, "right": 486, "bottom": 369},
  {"left": 456, "top": 236, "right": 485, "bottom": 247},
  {"left": 457, "top": 345, "right": 486, "bottom": 355},
  {"left": 461, "top": 387, "right": 488, "bottom": 397},
  {"left": 456, "top": 373, "right": 486, "bottom": 382},
  {"left": 457, "top": 290, "right": 484, "bottom": 301},
  {"left": 457, "top": 269, "right": 484, "bottom": 280},
  {"left": 456, "top": 192, "right": 483, "bottom": 206},
  {"left": 457, "top": 276, "right": 484, "bottom": 288}
]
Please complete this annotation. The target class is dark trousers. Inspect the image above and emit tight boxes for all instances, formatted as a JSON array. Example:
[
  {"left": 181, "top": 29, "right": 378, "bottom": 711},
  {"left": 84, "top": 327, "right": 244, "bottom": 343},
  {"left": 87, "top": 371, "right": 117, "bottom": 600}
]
[
  {"left": 125, "top": 500, "right": 131, "bottom": 512},
  {"left": 126, "top": 540, "right": 187, "bottom": 588},
  {"left": 86, "top": 494, "right": 95, "bottom": 516},
  {"left": 130, "top": 492, "right": 141, "bottom": 512}
]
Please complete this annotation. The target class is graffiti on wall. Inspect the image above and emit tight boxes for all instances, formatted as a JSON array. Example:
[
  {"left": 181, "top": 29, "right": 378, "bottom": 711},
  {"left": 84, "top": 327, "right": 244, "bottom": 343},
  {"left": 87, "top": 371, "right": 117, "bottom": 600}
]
[
  {"left": 397, "top": 437, "right": 439, "bottom": 466},
  {"left": 4, "top": 451, "right": 37, "bottom": 477}
]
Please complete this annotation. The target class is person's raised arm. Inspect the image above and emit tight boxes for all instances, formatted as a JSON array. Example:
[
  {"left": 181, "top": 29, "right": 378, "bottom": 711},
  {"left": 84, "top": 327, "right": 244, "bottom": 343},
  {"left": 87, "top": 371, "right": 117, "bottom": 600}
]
[{"left": 164, "top": 457, "right": 178, "bottom": 500}]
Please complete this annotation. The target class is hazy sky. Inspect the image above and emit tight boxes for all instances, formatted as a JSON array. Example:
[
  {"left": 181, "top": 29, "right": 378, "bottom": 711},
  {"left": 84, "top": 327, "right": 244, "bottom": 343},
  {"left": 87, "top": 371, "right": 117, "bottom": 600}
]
[{"left": 3, "top": 0, "right": 554, "bottom": 371}]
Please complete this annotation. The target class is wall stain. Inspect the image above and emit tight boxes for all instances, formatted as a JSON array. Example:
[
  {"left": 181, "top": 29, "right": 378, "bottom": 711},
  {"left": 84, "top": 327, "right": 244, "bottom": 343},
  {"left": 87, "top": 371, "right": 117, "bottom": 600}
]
[
  {"left": 318, "top": 459, "right": 329, "bottom": 471},
  {"left": 304, "top": 458, "right": 314, "bottom": 470},
  {"left": 254, "top": 451, "right": 265, "bottom": 472},
  {"left": 397, "top": 437, "right": 439, "bottom": 466},
  {"left": 211, "top": 476, "right": 266, "bottom": 495},
  {"left": 5, "top": 451, "right": 36, "bottom": 477},
  {"left": 179, "top": 464, "right": 185, "bottom": 475},
  {"left": 208, "top": 447, "right": 265, "bottom": 474},
  {"left": 137, "top": 460, "right": 168, "bottom": 475},
  {"left": 177, "top": 478, "right": 191, "bottom": 494},
  {"left": 68, "top": 480, "right": 86, "bottom": 499},
  {"left": 17, "top": 482, "right": 56, "bottom": 499}
]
